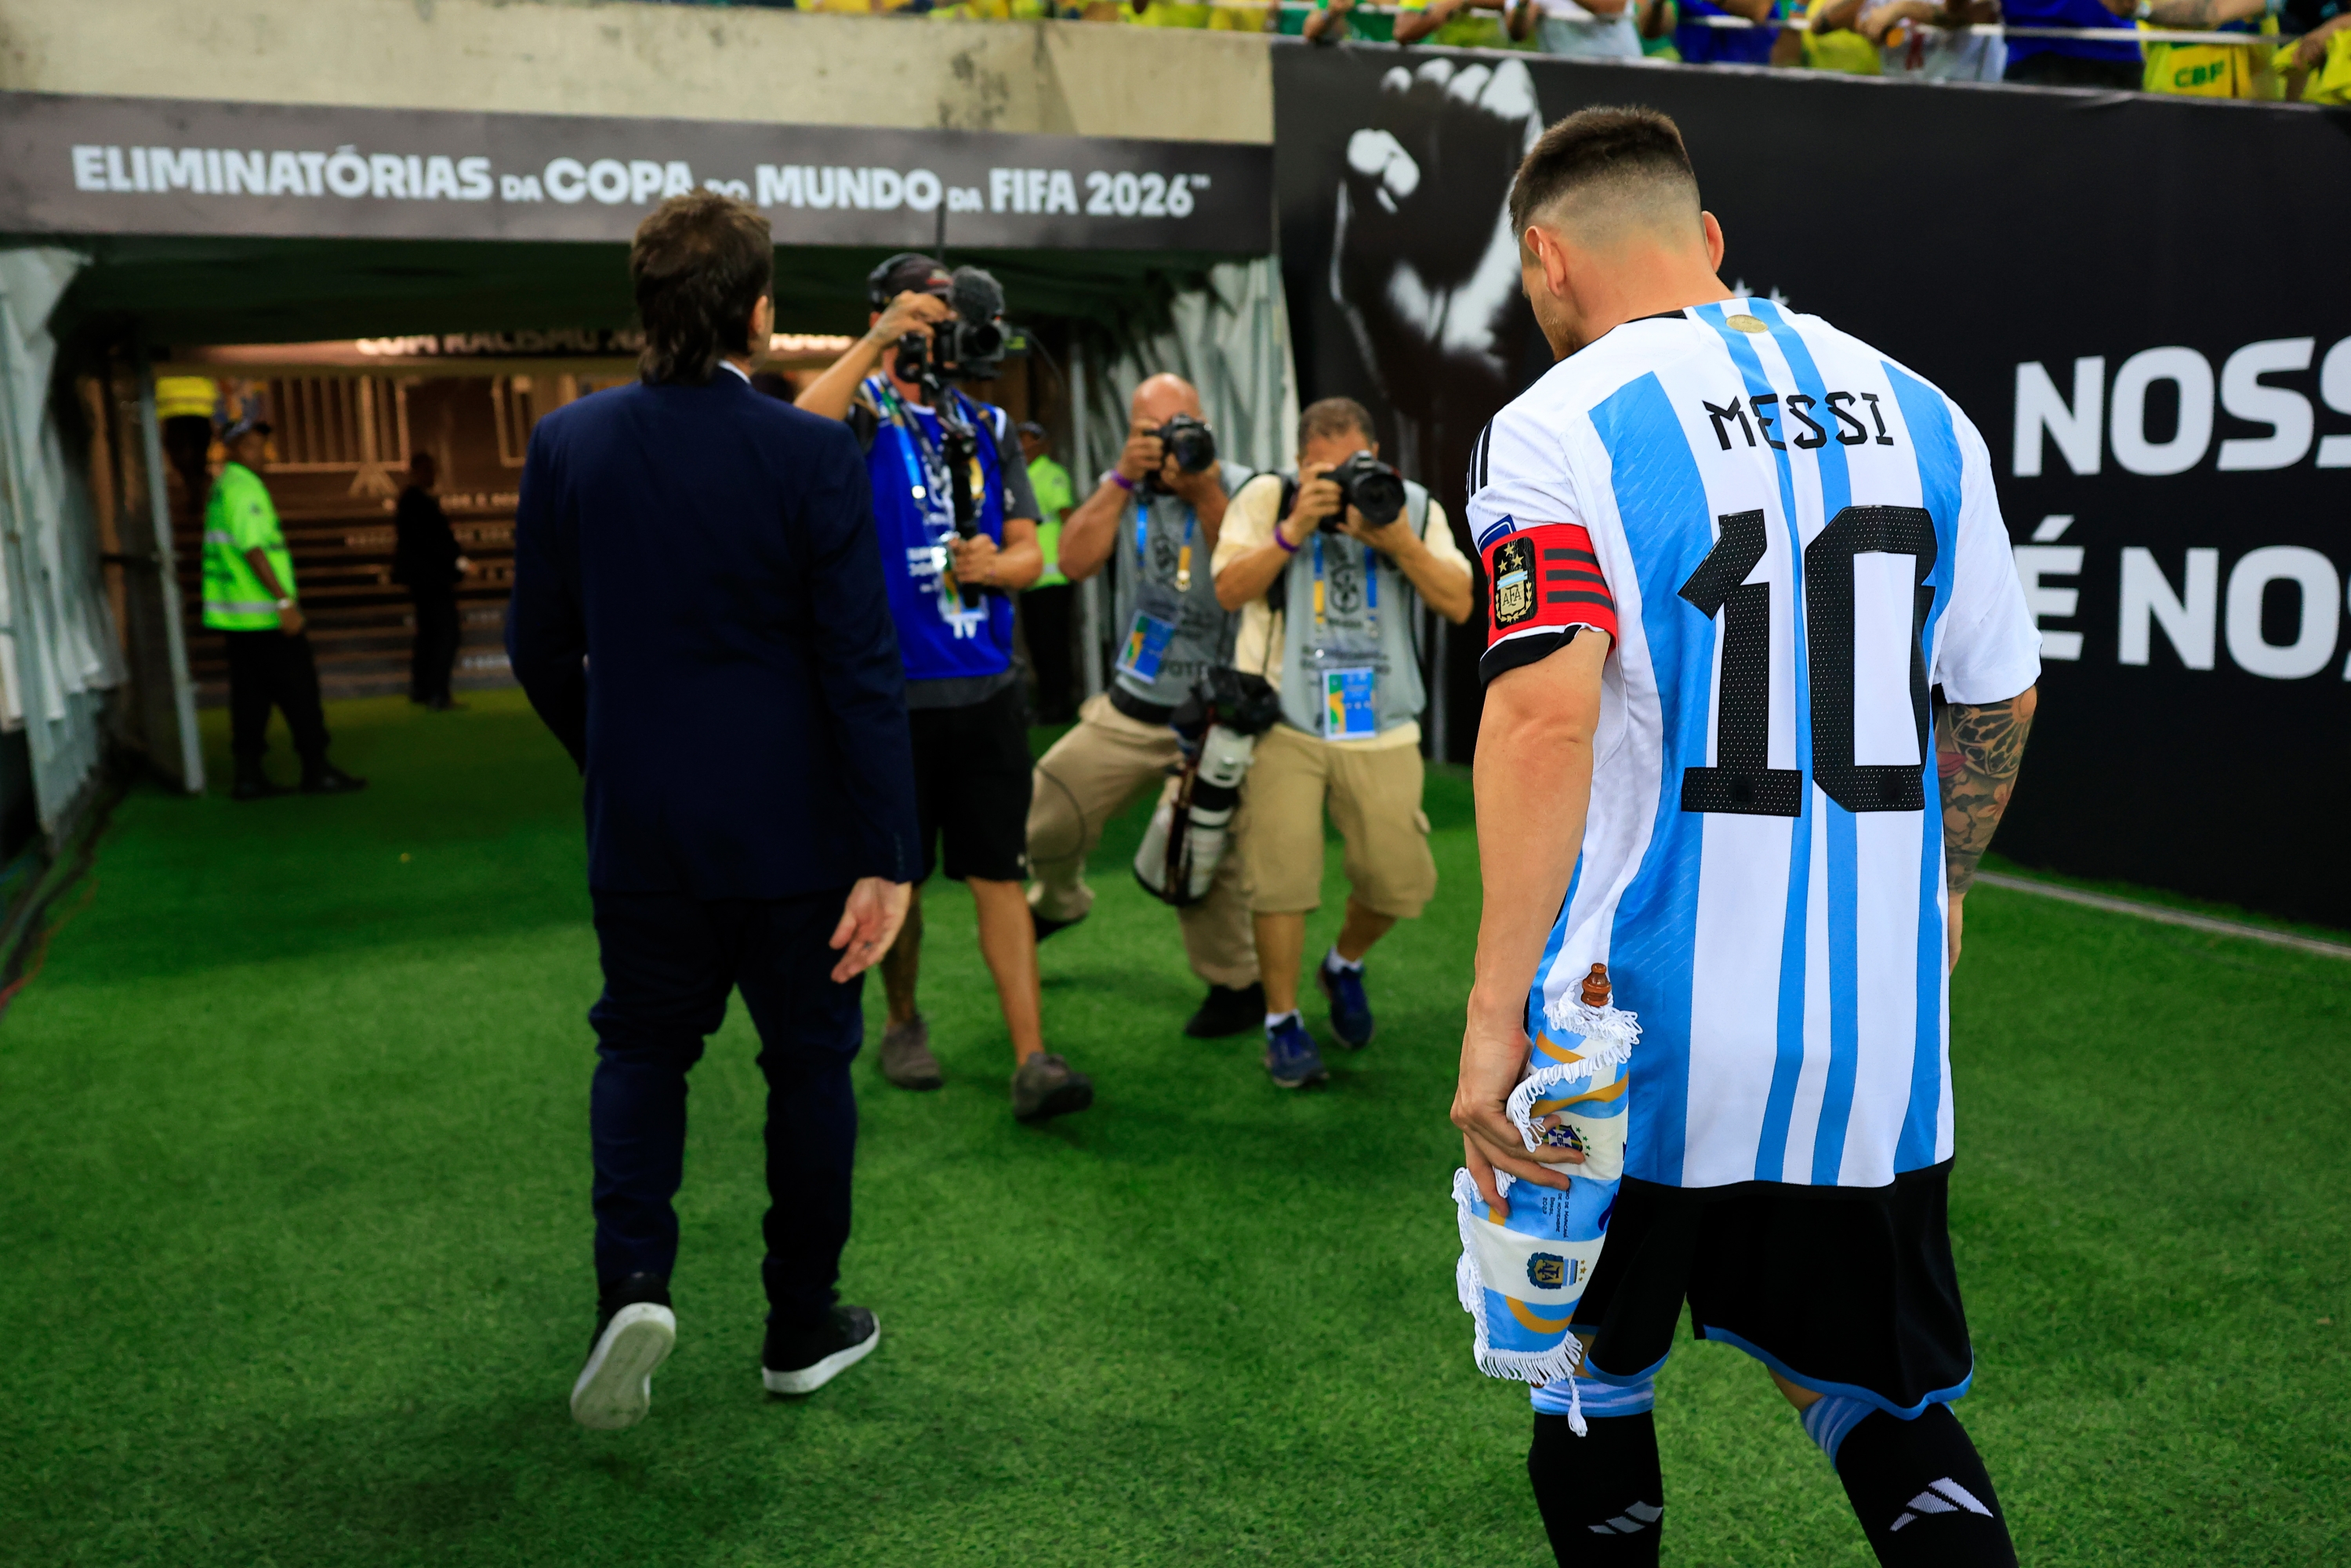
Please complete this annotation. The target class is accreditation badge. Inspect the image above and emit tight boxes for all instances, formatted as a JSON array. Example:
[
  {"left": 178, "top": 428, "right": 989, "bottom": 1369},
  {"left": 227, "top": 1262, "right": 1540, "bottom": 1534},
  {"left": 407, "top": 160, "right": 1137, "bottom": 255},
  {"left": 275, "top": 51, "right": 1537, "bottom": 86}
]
[{"left": 1322, "top": 665, "right": 1379, "bottom": 740}]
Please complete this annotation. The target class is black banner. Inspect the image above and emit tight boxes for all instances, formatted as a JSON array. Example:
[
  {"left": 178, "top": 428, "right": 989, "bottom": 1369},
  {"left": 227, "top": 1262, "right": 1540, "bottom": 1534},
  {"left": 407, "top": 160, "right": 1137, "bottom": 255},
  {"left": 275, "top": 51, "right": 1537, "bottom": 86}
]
[
  {"left": 1275, "top": 45, "right": 2351, "bottom": 924},
  {"left": 0, "top": 90, "right": 1273, "bottom": 253}
]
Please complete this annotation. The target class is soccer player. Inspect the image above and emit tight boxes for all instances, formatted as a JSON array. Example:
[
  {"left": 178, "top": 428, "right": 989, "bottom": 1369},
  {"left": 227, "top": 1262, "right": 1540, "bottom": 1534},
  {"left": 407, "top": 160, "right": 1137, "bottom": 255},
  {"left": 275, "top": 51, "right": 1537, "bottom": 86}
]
[{"left": 1454, "top": 108, "right": 2039, "bottom": 1566}]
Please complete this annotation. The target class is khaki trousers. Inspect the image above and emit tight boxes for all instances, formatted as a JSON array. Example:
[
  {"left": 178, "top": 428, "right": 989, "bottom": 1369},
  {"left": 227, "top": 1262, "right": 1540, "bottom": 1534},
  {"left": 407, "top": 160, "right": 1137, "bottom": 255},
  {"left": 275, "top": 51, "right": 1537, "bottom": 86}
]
[
  {"left": 1025, "top": 692, "right": 1260, "bottom": 989},
  {"left": 1232, "top": 723, "right": 1437, "bottom": 918}
]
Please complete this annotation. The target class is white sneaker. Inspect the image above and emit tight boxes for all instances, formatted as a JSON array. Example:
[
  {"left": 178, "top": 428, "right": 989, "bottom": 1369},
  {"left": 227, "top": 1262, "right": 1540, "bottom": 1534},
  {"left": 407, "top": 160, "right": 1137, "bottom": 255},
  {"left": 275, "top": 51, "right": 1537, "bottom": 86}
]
[{"left": 570, "top": 1301, "right": 677, "bottom": 1430}]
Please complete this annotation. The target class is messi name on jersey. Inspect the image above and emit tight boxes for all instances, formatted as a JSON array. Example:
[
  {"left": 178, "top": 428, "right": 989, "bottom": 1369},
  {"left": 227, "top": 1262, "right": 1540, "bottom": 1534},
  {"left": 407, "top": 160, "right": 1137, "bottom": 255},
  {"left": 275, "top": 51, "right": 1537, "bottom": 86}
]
[{"left": 1699, "top": 390, "right": 1898, "bottom": 453}]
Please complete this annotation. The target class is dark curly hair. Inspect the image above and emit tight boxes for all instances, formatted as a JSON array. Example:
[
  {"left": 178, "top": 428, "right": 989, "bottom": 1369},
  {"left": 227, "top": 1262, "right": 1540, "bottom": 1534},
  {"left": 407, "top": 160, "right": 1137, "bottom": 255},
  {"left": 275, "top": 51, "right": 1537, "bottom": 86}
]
[{"left": 630, "top": 191, "right": 773, "bottom": 386}]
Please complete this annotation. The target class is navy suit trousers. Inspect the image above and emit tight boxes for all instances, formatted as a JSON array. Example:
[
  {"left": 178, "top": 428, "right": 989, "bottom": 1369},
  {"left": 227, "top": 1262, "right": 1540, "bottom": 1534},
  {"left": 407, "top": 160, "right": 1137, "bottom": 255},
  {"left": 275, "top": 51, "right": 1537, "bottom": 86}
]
[{"left": 588, "top": 887, "right": 862, "bottom": 1329}]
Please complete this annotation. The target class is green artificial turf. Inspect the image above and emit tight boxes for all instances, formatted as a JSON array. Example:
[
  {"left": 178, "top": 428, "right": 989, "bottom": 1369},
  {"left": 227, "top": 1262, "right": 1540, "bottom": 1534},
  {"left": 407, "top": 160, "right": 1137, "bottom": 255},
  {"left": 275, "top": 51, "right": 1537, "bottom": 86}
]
[{"left": 2, "top": 690, "right": 2345, "bottom": 1566}]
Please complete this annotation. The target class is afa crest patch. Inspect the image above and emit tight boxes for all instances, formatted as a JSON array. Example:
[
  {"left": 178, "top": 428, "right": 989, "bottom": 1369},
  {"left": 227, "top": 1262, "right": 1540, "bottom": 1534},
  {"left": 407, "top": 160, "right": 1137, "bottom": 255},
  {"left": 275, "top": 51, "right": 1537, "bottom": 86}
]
[
  {"left": 1491, "top": 536, "right": 1536, "bottom": 629},
  {"left": 1527, "top": 1252, "right": 1569, "bottom": 1291},
  {"left": 1481, "top": 523, "right": 1618, "bottom": 649}
]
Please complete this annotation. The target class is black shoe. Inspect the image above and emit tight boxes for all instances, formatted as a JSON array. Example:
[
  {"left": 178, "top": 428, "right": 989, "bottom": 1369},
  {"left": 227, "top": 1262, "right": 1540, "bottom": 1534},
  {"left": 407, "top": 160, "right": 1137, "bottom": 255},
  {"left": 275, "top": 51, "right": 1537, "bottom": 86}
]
[
  {"left": 762, "top": 1305, "right": 880, "bottom": 1396},
  {"left": 427, "top": 695, "right": 466, "bottom": 712},
  {"left": 230, "top": 761, "right": 288, "bottom": 801},
  {"left": 571, "top": 1272, "right": 676, "bottom": 1431},
  {"left": 1010, "top": 1051, "right": 1094, "bottom": 1123},
  {"left": 1185, "top": 981, "right": 1266, "bottom": 1039},
  {"left": 300, "top": 763, "right": 368, "bottom": 795},
  {"left": 1032, "top": 906, "right": 1087, "bottom": 943}
]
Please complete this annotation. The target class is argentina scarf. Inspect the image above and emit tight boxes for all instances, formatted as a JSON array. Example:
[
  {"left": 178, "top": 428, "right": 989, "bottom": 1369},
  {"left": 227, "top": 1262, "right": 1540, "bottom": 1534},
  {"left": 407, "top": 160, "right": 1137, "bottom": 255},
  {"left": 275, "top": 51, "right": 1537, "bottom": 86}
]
[{"left": 1452, "top": 964, "right": 1638, "bottom": 1434}]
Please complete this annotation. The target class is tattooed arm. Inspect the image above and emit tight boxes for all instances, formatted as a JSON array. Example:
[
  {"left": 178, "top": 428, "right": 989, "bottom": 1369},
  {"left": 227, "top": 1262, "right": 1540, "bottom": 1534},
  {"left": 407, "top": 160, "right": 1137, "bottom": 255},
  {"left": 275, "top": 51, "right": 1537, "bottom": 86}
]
[{"left": 1938, "top": 686, "right": 2037, "bottom": 970}]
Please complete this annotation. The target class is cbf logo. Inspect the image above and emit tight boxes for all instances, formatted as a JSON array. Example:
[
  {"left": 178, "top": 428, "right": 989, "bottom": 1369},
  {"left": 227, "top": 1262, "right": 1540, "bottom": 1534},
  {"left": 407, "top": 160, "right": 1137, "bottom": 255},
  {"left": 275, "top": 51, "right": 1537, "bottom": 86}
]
[{"left": 1528, "top": 1253, "right": 1577, "bottom": 1291}]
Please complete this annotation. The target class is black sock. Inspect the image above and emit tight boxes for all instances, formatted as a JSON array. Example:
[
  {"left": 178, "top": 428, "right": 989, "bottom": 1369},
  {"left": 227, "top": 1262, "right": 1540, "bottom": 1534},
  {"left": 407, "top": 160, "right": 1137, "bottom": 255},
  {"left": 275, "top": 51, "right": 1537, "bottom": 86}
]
[
  {"left": 1527, "top": 1410, "right": 1665, "bottom": 1566},
  {"left": 1831, "top": 1406, "right": 2017, "bottom": 1567}
]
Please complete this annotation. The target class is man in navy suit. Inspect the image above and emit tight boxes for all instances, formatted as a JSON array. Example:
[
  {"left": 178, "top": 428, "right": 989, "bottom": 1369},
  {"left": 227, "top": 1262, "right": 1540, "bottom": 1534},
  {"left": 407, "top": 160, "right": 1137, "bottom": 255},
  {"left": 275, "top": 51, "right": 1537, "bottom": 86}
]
[{"left": 507, "top": 191, "right": 918, "bottom": 1432}]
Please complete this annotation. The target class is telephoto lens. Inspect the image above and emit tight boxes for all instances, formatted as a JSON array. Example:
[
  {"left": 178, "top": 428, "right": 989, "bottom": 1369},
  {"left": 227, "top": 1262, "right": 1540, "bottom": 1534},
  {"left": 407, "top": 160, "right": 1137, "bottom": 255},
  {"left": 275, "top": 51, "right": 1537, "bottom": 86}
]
[
  {"left": 1156, "top": 413, "right": 1218, "bottom": 474},
  {"left": 1325, "top": 451, "right": 1406, "bottom": 530}
]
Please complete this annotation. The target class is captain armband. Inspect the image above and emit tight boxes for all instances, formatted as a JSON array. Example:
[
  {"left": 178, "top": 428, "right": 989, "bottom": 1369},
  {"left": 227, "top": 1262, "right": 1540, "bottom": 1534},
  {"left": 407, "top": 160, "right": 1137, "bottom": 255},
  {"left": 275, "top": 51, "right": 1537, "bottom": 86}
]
[{"left": 1478, "top": 523, "right": 1616, "bottom": 686}]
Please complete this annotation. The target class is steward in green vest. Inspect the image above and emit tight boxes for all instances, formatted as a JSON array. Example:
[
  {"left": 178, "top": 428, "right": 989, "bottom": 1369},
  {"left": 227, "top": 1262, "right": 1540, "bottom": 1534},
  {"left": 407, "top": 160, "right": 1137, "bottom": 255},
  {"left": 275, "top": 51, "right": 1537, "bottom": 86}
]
[
  {"left": 201, "top": 416, "right": 366, "bottom": 800},
  {"left": 1017, "top": 420, "right": 1079, "bottom": 723}
]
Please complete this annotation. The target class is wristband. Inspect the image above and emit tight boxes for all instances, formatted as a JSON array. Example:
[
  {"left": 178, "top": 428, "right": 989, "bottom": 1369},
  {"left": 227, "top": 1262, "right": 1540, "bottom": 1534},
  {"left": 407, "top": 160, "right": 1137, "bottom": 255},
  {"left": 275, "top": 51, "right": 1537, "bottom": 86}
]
[
  {"left": 1105, "top": 470, "right": 1137, "bottom": 494},
  {"left": 275, "top": 597, "right": 295, "bottom": 611},
  {"left": 1274, "top": 524, "right": 1302, "bottom": 554}
]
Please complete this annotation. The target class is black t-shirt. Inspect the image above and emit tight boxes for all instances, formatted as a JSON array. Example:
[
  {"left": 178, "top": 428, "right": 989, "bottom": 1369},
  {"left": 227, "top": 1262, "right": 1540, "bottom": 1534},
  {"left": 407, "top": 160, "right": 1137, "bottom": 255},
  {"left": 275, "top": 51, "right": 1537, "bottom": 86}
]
[{"left": 393, "top": 486, "right": 460, "bottom": 591}]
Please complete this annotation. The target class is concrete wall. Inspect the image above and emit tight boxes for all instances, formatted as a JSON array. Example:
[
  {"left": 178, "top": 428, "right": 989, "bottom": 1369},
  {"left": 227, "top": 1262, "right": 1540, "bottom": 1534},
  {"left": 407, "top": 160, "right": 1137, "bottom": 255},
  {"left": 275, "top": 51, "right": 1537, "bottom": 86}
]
[{"left": 0, "top": 0, "right": 1273, "bottom": 143}]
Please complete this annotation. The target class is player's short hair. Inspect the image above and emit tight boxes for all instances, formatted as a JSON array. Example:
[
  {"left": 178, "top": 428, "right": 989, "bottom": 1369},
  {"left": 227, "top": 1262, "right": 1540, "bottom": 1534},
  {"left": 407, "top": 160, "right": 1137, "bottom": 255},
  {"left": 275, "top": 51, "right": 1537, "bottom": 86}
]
[
  {"left": 1298, "top": 396, "right": 1376, "bottom": 451},
  {"left": 1507, "top": 106, "right": 1700, "bottom": 241},
  {"left": 631, "top": 191, "right": 773, "bottom": 386}
]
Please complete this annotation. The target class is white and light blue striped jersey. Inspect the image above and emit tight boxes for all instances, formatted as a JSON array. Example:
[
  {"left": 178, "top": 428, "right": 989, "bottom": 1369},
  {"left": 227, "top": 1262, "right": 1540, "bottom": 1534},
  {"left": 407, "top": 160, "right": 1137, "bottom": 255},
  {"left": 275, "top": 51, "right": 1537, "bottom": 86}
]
[{"left": 1468, "top": 299, "right": 2040, "bottom": 1191}]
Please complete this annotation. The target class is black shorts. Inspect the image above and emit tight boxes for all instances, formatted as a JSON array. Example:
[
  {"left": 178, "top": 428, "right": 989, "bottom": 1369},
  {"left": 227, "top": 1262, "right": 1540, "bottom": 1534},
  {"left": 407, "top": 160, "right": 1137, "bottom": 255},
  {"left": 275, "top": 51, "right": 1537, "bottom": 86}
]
[
  {"left": 907, "top": 682, "right": 1033, "bottom": 884},
  {"left": 1574, "top": 1158, "right": 1975, "bottom": 1417}
]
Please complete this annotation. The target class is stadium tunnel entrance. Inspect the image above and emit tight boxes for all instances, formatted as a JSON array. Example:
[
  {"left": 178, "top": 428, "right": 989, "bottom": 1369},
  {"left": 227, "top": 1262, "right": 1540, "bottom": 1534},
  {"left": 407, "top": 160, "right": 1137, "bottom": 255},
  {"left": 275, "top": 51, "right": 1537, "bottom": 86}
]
[{"left": 22, "top": 230, "right": 1294, "bottom": 840}]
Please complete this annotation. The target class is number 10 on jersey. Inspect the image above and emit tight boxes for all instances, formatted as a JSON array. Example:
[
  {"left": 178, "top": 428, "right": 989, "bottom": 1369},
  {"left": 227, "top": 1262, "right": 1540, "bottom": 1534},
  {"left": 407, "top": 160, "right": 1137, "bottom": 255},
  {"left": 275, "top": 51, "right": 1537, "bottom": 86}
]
[{"left": 1678, "top": 506, "right": 1939, "bottom": 818}]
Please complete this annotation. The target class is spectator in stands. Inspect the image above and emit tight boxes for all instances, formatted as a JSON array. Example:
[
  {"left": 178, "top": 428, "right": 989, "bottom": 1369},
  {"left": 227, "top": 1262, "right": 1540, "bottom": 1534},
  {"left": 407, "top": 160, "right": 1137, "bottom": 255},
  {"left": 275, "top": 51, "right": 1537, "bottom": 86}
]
[
  {"left": 1673, "top": 0, "right": 1782, "bottom": 63},
  {"left": 1018, "top": 421, "right": 1078, "bottom": 724},
  {"left": 1301, "top": 0, "right": 1377, "bottom": 38},
  {"left": 1506, "top": 0, "right": 1646, "bottom": 56},
  {"left": 1774, "top": 0, "right": 1889, "bottom": 64},
  {"left": 1833, "top": 0, "right": 2008, "bottom": 78},
  {"left": 393, "top": 452, "right": 471, "bottom": 712},
  {"left": 2285, "top": 0, "right": 2351, "bottom": 96},
  {"left": 1213, "top": 398, "right": 1473, "bottom": 1090},
  {"left": 1393, "top": 0, "right": 1520, "bottom": 45},
  {"left": 2004, "top": 0, "right": 2279, "bottom": 88},
  {"left": 1997, "top": 0, "right": 2137, "bottom": 82},
  {"left": 1637, "top": 0, "right": 1685, "bottom": 53},
  {"left": 2139, "top": 0, "right": 2287, "bottom": 93},
  {"left": 201, "top": 416, "right": 367, "bottom": 800}
]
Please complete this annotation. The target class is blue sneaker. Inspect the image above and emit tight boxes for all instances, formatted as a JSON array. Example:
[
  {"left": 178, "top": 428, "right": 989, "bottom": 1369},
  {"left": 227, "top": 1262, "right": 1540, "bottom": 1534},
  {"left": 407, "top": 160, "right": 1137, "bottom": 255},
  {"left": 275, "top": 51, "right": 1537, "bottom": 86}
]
[
  {"left": 1263, "top": 1014, "right": 1329, "bottom": 1090},
  {"left": 1317, "top": 956, "right": 1376, "bottom": 1049}
]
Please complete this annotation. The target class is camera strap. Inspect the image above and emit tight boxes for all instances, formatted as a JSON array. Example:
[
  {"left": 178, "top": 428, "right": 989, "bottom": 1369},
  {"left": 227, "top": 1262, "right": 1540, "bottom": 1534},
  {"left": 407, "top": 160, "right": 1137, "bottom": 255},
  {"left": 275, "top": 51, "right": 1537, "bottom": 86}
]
[
  {"left": 866, "top": 375, "right": 987, "bottom": 619},
  {"left": 1309, "top": 532, "right": 1378, "bottom": 647},
  {"left": 1135, "top": 498, "right": 1199, "bottom": 593},
  {"left": 1310, "top": 532, "right": 1381, "bottom": 741}
]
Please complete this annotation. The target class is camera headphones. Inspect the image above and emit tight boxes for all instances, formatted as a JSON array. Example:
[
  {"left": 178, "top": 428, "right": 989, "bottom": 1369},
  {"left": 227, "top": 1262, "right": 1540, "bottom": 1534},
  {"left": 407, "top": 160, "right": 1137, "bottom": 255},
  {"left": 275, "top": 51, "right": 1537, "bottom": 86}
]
[{"left": 866, "top": 252, "right": 952, "bottom": 310}]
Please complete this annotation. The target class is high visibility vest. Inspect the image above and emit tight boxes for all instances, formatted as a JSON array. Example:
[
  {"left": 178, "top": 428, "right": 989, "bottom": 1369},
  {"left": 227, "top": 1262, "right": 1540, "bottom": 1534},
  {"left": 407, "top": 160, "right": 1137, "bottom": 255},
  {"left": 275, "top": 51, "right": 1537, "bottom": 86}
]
[{"left": 201, "top": 463, "right": 295, "bottom": 631}]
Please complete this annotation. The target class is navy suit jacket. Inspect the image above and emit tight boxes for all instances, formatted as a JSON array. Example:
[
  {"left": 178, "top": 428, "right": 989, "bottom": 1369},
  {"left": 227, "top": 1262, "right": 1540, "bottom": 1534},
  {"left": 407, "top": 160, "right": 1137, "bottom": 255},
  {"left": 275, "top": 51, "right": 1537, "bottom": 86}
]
[{"left": 506, "top": 371, "right": 917, "bottom": 899}]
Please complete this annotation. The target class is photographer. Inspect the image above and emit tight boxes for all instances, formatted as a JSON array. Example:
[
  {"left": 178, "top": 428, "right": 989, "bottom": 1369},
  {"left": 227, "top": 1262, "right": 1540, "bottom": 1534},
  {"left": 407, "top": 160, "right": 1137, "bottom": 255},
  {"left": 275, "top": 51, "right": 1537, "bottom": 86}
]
[
  {"left": 797, "top": 252, "right": 1094, "bottom": 1126},
  {"left": 1023, "top": 374, "right": 1263, "bottom": 1040},
  {"left": 1212, "top": 397, "right": 1472, "bottom": 1090}
]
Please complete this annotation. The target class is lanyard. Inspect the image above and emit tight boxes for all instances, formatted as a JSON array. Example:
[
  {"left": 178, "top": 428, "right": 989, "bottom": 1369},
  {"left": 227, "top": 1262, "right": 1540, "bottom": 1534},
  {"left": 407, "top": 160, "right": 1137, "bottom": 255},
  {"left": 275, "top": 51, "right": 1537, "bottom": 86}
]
[
  {"left": 868, "top": 376, "right": 956, "bottom": 541},
  {"left": 1135, "top": 498, "right": 1199, "bottom": 593},
  {"left": 1310, "top": 532, "right": 1377, "bottom": 642}
]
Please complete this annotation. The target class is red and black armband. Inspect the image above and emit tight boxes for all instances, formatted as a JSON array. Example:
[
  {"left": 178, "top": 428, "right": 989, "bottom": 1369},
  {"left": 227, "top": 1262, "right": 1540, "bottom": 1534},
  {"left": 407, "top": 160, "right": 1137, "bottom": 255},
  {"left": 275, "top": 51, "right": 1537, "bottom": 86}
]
[{"left": 1479, "top": 523, "right": 1616, "bottom": 686}]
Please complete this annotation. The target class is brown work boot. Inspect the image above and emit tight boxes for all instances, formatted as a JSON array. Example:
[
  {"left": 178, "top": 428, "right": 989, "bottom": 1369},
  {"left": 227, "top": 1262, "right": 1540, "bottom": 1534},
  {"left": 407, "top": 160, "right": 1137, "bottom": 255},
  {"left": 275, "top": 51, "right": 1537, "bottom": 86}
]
[
  {"left": 879, "top": 1014, "right": 943, "bottom": 1091},
  {"left": 1010, "top": 1051, "right": 1094, "bottom": 1124}
]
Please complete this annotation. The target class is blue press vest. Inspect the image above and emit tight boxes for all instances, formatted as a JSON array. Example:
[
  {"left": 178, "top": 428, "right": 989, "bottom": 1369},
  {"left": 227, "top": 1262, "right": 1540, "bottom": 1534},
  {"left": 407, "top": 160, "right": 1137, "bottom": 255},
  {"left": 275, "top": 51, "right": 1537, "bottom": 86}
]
[{"left": 865, "top": 383, "right": 1018, "bottom": 684}]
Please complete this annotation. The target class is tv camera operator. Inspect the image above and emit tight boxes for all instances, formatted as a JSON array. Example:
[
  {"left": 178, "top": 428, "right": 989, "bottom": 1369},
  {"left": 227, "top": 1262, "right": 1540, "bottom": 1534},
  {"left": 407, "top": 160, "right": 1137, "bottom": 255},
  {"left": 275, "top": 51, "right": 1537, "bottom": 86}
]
[
  {"left": 797, "top": 254, "right": 1094, "bottom": 1125},
  {"left": 1024, "top": 374, "right": 1267, "bottom": 1040},
  {"left": 506, "top": 192, "right": 917, "bottom": 1429},
  {"left": 1213, "top": 398, "right": 1474, "bottom": 1090}
]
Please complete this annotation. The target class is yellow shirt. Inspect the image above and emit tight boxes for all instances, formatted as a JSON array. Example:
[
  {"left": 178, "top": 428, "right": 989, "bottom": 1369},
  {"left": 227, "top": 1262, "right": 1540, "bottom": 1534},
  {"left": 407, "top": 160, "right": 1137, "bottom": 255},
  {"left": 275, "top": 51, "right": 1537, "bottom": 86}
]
[
  {"left": 1213, "top": 472, "right": 1472, "bottom": 752},
  {"left": 2142, "top": 13, "right": 2282, "bottom": 96}
]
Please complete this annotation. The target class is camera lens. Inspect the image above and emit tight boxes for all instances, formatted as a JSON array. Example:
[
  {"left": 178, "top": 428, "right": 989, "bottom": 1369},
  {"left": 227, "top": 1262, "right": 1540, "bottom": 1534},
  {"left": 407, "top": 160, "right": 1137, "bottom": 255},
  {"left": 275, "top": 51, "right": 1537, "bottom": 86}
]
[
  {"left": 1160, "top": 416, "right": 1217, "bottom": 474},
  {"left": 1335, "top": 452, "right": 1406, "bottom": 527}
]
